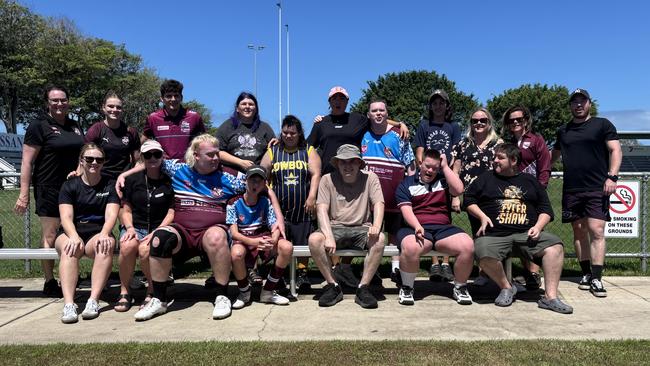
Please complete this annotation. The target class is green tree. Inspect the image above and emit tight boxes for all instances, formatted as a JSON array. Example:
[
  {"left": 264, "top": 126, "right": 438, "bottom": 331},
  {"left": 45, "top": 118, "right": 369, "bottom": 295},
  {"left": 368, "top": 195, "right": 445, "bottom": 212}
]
[
  {"left": 350, "top": 70, "right": 479, "bottom": 136},
  {"left": 183, "top": 99, "right": 213, "bottom": 131},
  {"left": 486, "top": 83, "right": 598, "bottom": 145}
]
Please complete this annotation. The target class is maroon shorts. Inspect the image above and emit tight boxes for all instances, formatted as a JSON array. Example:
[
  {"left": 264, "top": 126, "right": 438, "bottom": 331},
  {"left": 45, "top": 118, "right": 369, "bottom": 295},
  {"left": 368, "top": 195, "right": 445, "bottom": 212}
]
[
  {"left": 233, "top": 231, "right": 276, "bottom": 264},
  {"left": 562, "top": 191, "right": 611, "bottom": 223},
  {"left": 170, "top": 223, "right": 230, "bottom": 264}
]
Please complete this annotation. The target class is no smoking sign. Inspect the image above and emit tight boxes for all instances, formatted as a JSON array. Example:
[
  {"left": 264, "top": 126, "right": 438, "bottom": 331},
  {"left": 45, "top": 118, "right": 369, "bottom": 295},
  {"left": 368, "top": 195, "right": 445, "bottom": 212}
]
[{"left": 606, "top": 181, "right": 640, "bottom": 238}]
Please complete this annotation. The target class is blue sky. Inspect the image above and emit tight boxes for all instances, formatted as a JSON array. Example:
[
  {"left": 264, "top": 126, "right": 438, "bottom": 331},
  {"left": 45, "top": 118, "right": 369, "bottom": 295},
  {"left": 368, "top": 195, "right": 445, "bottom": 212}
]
[{"left": 20, "top": 0, "right": 650, "bottom": 137}]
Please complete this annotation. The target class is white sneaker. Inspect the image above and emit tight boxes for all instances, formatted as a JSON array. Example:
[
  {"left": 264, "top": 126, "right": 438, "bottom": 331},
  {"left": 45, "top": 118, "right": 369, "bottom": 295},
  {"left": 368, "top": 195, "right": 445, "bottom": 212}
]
[
  {"left": 81, "top": 299, "right": 100, "bottom": 320},
  {"left": 212, "top": 295, "right": 232, "bottom": 319},
  {"left": 260, "top": 289, "right": 290, "bottom": 305},
  {"left": 134, "top": 297, "right": 167, "bottom": 321},
  {"left": 232, "top": 288, "right": 251, "bottom": 309},
  {"left": 452, "top": 285, "right": 473, "bottom": 305},
  {"left": 61, "top": 303, "right": 78, "bottom": 324},
  {"left": 398, "top": 286, "right": 415, "bottom": 305}
]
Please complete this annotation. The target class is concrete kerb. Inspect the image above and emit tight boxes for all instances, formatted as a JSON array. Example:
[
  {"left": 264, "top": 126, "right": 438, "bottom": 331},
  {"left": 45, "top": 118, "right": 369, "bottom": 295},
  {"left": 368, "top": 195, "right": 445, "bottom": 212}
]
[{"left": 0, "top": 276, "right": 649, "bottom": 344}]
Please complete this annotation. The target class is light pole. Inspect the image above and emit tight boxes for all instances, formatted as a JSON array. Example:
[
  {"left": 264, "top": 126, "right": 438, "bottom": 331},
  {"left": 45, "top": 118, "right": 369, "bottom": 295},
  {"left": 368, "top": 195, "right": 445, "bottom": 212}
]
[
  {"left": 277, "top": 2, "right": 282, "bottom": 130},
  {"left": 247, "top": 44, "right": 265, "bottom": 96},
  {"left": 285, "top": 23, "right": 290, "bottom": 115}
]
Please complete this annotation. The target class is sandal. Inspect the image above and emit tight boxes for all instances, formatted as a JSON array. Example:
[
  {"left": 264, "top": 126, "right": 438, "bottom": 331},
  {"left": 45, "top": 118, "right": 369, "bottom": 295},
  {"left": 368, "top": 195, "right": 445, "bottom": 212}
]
[
  {"left": 140, "top": 293, "right": 153, "bottom": 310},
  {"left": 114, "top": 293, "right": 133, "bottom": 312},
  {"left": 538, "top": 297, "right": 573, "bottom": 314}
]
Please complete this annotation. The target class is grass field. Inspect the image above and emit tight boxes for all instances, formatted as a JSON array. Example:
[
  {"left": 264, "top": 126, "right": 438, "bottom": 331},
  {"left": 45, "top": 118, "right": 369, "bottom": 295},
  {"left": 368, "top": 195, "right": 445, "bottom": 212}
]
[
  {"left": 1, "top": 178, "right": 648, "bottom": 279},
  {"left": 3, "top": 340, "right": 650, "bottom": 365}
]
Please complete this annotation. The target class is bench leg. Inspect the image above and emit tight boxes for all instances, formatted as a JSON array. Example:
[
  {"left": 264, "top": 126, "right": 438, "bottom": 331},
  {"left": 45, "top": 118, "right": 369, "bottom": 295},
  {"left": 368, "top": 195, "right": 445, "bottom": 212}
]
[{"left": 290, "top": 256, "right": 297, "bottom": 298}]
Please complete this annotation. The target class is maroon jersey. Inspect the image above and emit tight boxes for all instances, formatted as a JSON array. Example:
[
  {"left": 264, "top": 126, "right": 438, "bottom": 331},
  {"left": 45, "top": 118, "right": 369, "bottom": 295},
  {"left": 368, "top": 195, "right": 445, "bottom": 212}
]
[{"left": 143, "top": 106, "right": 205, "bottom": 160}]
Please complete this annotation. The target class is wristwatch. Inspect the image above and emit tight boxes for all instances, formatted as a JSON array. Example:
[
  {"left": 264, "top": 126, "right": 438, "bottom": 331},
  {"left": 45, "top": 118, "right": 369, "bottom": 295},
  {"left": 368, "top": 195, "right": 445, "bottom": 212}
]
[{"left": 607, "top": 174, "right": 619, "bottom": 182}]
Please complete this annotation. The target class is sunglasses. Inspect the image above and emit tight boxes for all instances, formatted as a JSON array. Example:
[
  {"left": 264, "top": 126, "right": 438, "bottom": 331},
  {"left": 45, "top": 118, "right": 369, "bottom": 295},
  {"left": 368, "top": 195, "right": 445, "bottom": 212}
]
[
  {"left": 470, "top": 118, "right": 489, "bottom": 125},
  {"left": 82, "top": 156, "right": 105, "bottom": 164},
  {"left": 142, "top": 151, "right": 163, "bottom": 160},
  {"left": 508, "top": 117, "right": 526, "bottom": 125}
]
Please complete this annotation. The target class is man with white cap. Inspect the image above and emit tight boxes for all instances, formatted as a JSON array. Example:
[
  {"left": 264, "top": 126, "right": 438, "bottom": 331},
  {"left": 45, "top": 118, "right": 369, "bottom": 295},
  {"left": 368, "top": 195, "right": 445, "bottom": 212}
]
[
  {"left": 308, "top": 144, "right": 385, "bottom": 308},
  {"left": 551, "top": 88, "right": 622, "bottom": 297}
]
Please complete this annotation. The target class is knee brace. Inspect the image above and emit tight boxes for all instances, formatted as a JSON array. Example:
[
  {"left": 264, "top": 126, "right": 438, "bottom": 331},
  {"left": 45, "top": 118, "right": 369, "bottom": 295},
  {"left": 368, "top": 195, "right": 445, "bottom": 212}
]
[{"left": 150, "top": 229, "right": 178, "bottom": 258}]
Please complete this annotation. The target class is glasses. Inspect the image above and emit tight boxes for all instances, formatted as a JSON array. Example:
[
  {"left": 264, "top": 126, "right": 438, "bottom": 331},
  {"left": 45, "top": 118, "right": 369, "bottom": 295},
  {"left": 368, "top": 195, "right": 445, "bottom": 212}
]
[
  {"left": 142, "top": 151, "right": 163, "bottom": 160},
  {"left": 470, "top": 118, "right": 489, "bottom": 125},
  {"left": 508, "top": 117, "right": 526, "bottom": 125},
  {"left": 82, "top": 156, "right": 105, "bottom": 164},
  {"left": 48, "top": 98, "right": 68, "bottom": 105}
]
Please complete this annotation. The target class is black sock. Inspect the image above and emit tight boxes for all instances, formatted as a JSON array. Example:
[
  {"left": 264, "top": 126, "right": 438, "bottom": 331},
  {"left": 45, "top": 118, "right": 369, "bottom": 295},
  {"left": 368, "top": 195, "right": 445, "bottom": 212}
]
[
  {"left": 591, "top": 265, "right": 603, "bottom": 280},
  {"left": 215, "top": 283, "right": 228, "bottom": 297},
  {"left": 152, "top": 280, "right": 168, "bottom": 303},
  {"left": 579, "top": 260, "right": 592, "bottom": 275}
]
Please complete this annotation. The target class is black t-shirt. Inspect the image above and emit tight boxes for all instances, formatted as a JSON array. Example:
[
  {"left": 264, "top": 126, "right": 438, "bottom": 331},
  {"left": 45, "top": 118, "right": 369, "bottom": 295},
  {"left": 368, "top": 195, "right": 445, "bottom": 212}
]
[
  {"left": 306, "top": 112, "right": 368, "bottom": 174},
  {"left": 85, "top": 121, "right": 140, "bottom": 179},
  {"left": 463, "top": 171, "right": 554, "bottom": 237},
  {"left": 553, "top": 117, "right": 618, "bottom": 193},
  {"left": 215, "top": 118, "right": 276, "bottom": 169},
  {"left": 24, "top": 114, "right": 85, "bottom": 187},
  {"left": 122, "top": 171, "right": 174, "bottom": 231},
  {"left": 59, "top": 176, "right": 120, "bottom": 225}
]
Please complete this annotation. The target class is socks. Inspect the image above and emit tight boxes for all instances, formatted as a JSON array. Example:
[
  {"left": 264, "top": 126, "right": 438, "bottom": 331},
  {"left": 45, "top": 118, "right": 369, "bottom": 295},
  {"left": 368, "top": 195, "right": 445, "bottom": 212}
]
[
  {"left": 400, "top": 270, "right": 417, "bottom": 288},
  {"left": 391, "top": 260, "right": 400, "bottom": 272},
  {"left": 591, "top": 265, "right": 603, "bottom": 280},
  {"left": 263, "top": 266, "right": 285, "bottom": 291},
  {"left": 152, "top": 280, "right": 168, "bottom": 303},
  {"left": 579, "top": 260, "right": 592, "bottom": 275}
]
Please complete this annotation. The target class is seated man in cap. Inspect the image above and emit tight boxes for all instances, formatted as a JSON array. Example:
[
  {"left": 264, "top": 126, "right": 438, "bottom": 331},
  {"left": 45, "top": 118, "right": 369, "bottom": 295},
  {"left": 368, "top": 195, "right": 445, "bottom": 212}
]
[
  {"left": 464, "top": 143, "right": 573, "bottom": 314},
  {"left": 308, "top": 144, "right": 385, "bottom": 308}
]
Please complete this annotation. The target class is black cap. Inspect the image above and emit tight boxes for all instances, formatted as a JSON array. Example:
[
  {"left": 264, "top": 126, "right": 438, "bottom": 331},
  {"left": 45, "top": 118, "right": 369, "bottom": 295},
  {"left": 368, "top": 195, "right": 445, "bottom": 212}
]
[
  {"left": 569, "top": 88, "right": 591, "bottom": 101},
  {"left": 245, "top": 165, "right": 267, "bottom": 180}
]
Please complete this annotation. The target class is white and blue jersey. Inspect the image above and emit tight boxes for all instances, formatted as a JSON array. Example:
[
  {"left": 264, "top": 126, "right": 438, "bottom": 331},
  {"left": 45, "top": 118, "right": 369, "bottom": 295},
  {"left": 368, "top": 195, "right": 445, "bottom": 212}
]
[
  {"left": 226, "top": 195, "right": 277, "bottom": 236},
  {"left": 162, "top": 160, "right": 245, "bottom": 230},
  {"left": 361, "top": 126, "right": 415, "bottom": 212}
]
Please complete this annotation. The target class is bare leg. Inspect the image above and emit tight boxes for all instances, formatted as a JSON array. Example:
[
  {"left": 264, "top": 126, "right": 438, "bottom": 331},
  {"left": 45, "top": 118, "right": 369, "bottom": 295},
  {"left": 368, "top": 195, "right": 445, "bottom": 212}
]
[
  {"left": 54, "top": 234, "right": 83, "bottom": 304},
  {"left": 435, "top": 233, "right": 474, "bottom": 283},
  {"left": 118, "top": 237, "right": 139, "bottom": 296},
  {"left": 85, "top": 234, "right": 114, "bottom": 301},
  {"left": 587, "top": 218, "right": 606, "bottom": 265},
  {"left": 308, "top": 232, "right": 335, "bottom": 284},
  {"left": 479, "top": 257, "right": 510, "bottom": 290},
  {"left": 202, "top": 226, "right": 231, "bottom": 286},
  {"left": 360, "top": 234, "right": 385, "bottom": 286},
  {"left": 40, "top": 217, "right": 60, "bottom": 281},
  {"left": 538, "top": 244, "right": 564, "bottom": 299}
]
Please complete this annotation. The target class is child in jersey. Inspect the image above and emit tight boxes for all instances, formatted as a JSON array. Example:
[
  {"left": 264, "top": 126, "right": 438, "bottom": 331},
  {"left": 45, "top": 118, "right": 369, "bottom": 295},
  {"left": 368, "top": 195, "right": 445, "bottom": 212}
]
[{"left": 227, "top": 165, "right": 294, "bottom": 307}]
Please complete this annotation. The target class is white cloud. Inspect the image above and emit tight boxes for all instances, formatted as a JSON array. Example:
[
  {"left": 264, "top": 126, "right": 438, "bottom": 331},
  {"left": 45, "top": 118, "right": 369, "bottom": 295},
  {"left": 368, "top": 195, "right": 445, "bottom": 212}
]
[{"left": 600, "top": 110, "right": 650, "bottom": 131}]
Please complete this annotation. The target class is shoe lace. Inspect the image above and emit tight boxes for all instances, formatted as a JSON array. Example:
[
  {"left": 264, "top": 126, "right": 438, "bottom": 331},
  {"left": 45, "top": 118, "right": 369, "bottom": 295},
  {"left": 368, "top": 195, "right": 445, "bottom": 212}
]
[
  {"left": 215, "top": 295, "right": 230, "bottom": 306},
  {"left": 63, "top": 303, "right": 76, "bottom": 315},
  {"left": 592, "top": 279, "right": 604, "bottom": 289}
]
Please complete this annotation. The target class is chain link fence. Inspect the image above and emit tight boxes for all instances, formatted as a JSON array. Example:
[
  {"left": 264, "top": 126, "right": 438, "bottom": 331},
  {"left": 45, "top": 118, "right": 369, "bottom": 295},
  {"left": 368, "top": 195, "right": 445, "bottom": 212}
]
[{"left": 1, "top": 172, "right": 648, "bottom": 273}]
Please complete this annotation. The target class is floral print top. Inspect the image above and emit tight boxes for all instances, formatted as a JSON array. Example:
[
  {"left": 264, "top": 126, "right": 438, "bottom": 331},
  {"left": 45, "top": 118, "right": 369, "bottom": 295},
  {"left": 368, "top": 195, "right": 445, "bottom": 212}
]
[{"left": 452, "top": 138, "right": 501, "bottom": 191}]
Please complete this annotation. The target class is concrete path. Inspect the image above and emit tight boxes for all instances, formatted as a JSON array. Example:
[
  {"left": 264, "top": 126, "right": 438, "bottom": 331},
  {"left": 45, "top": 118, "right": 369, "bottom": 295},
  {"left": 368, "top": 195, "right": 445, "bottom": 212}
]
[{"left": 1, "top": 276, "right": 649, "bottom": 344}]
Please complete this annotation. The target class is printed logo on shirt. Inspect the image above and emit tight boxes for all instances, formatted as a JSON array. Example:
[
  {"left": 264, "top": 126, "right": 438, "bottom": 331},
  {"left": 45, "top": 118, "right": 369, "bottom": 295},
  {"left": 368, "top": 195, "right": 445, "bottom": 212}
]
[
  {"left": 180, "top": 199, "right": 194, "bottom": 206},
  {"left": 74, "top": 128, "right": 81, "bottom": 135},
  {"left": 50, "top": 126, "right": 61, "bottom": 135},
  {"left": 521, "top": 141, "right": 531, "bottom": 149},
  {"left": 425, "top": 130, "right": 451, "bottom": 154},
  {"left": 102, "top": 137, "right": 110, "bottom": 143},
  {"left": 361, "top": 145, "right": 368, "bottom": 154},
  {"left": 238, "top": 214, "right": 245, "bottom": 222},
  {"left": 121, "top": 136, "right": 130, "bottom": 145},
  {"left": 180, "top": 121, "right": 190, "bottom": 133},
  {"left": 157, "top": 125, "right": 170, "bottom": 131},
  {"left": 497, "top": 185, "right": 529, "bottom": 225},
  {"left": 384, "top": 147, "right": 394, "bottom": 158},
  {"left": 336, "top": 194, "right": 346, "bottom": 201},
  {"left": 211, "top": 187, "right": 223, "bottom": 198},
  {"left": 96, "top": 192, "right": 109, "bottom": 197},
  {"left": 154, "top": 193, "right": 164, "bottom": 198},
  {"left": 284, "top": 172, "right": 298, "bottom": 185},
  {"left": 334, "top": 125, "right": 343, "bottom": 129},
  {"left": 183, "top": 180, "right": 192, "bottom": 188}
]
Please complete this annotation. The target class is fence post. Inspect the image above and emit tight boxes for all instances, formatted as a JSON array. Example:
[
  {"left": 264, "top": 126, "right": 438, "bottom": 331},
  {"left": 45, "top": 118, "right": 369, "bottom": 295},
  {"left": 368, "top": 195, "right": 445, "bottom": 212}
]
[
  {"left": 642, "top": 174, "right": 648, "bottom": 273},
  {"left": 23, "top": 199, "right": 31, "bottom": 273}
]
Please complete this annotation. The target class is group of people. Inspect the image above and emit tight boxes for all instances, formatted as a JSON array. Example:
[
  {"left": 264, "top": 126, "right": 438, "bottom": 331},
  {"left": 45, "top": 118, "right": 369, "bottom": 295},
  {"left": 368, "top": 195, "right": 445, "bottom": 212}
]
[{"left": 13, "top": 80, "right": 621, "bottom": 323}]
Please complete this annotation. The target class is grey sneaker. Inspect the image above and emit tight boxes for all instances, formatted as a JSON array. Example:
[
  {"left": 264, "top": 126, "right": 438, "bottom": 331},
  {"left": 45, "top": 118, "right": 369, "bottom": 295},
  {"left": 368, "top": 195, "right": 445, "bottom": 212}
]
[
  {"left": 440, "top": 264, "right": 455, "bottom": 282},
  {"left": 134, "top": 297, "right": 167, "bottom": 321},
  {"left": 398, "top": 286, "right": 415, "bottom": 305},
  {"left": 578, "top": 274, "right": 592, "bottom": 290},
  {"left": 212, "top": 295, "right": 232, "bottom": 319},
  {"left": 61, "top": 303, "right": 78, "bottom": 324},
  {"left": 81, "top": 299, "right": 100, "bottom": 320},
  {"left": 232, "top": 288, "right": 251, "bottom": 309},
  {"left": 494, "top": 285, "right": 517, "bottom": 307},
  {"left": 453, "top": 285, "right": 473, "bottom": 305},
  {"left": 260, "top": 289, "right": 290, "bottom": 305},
  {"left": 429, "top": 263, "right": 442, "bottom": 281},
  {"left": 589, "top": 278, "right": 607, "bottom": 298}
]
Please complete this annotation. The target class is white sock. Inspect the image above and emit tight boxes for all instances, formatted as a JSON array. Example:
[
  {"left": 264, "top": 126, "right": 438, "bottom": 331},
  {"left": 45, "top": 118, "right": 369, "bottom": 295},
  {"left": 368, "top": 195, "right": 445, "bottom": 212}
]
[
  {"left": 400, "top": 271, "right": 417, "bottom": 288},
  {"left": 454, "top": 281, "right": 466, "bottom": 288},
  {"left": 391, "top": 260, "right": 400, "bottom": 272}
]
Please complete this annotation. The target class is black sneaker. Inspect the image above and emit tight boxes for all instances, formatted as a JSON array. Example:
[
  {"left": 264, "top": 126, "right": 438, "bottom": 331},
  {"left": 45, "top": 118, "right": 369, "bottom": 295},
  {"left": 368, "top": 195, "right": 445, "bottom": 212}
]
[
  {"left": 390, "top": 268, "right": 402, "bottom": 288},
  {"left": 355, "top": 284, "right": 378, "bottom": 309},
  {"left": 578, "top": 274, "right": 592, "bottom": 290},
  {"left": 332, "top": 264, "right": 359, "bottom": 289},
  {"left": 369, "top": 272, "right": 383, "bottom": 287},
  {"left": 525, "top": 272, "right": 542, "bottom": 291},
  {"left": 296, "top": 269, "right": 311, "bottom": 292},
  {"left": 440, "top": 264, "right": 455, "bottom": 282},
  {"left": 204, "top": 275, "right": 217, "bottom": 289},
  {"left": 318, "top": 283, "right": 343, "bottom": 307},
  {"left": 43, "top": 278, "right": 62, "bottom": 298},
  {"left": 589, "top": 278, "right": 607, "bottom": 298}
]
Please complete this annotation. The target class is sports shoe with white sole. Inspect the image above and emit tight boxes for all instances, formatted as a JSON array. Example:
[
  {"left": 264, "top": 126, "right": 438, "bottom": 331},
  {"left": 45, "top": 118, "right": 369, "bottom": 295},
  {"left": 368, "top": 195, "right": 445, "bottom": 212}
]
[
  {"left": 61, "top": 303, "right": 78, "bottom": 324},
  {"left": 453, "top": 285, "right": 473, "bottom": 305},
  {"left": 399, "top": 286, "right": 415, "bottom": 305},
  {"left": 578, "top": 274, "right": 592, "bottom": 290},
  {"left": 134, "top": 297, "right": 167, "bottom": 321},
  {"left": 260, "top": 289, "right": 290, "bottom": 305},
  {"left": 81, "top": 299, "right": 100, "bottom": 320},
  {"left": 589, "top": 278, "right": 607, "bottom": 297},
  {"left": 213, "top": 295, "right": 232, "bottom": 319},
  {"left": 232, "top": 288, "right": 251, "bottom": 309}
]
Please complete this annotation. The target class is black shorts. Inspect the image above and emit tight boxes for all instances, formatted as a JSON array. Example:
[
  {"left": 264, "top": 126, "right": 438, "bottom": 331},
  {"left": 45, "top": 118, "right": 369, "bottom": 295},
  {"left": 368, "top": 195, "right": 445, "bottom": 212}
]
[
  {"left": 396, "top": 224, "right": 465, "bottom": 251},
  {"left": 34, "top": 185, "right": 60, "bottom": 218},
  {"left": 562, "top": 191, "right": 611, "bottom": 223},
  {"left": 286, "top": 221, "right": 314, "bottom": 247},
  {"left": 56, "top": 222, "right": 107, "bottom": 244}
]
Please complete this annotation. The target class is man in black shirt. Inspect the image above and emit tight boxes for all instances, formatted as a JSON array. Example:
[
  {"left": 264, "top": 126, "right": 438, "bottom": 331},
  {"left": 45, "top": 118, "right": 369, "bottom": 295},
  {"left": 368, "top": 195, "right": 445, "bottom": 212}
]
[
  {"left": 551, "top": 88, "right": 622, "bottom": 297},
  {"left": 465, "top": 144, "right": 572, "bottom": 314}
]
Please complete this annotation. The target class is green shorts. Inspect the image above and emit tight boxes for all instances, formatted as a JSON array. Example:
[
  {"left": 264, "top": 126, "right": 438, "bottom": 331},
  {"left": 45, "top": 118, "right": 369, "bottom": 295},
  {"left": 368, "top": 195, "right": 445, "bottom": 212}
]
[
  {"left": 474, "top": 231, "right": 563, "bottom": 265},
  {"left": 317, "top": 226, "right": 369, "bottom": 250}
]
